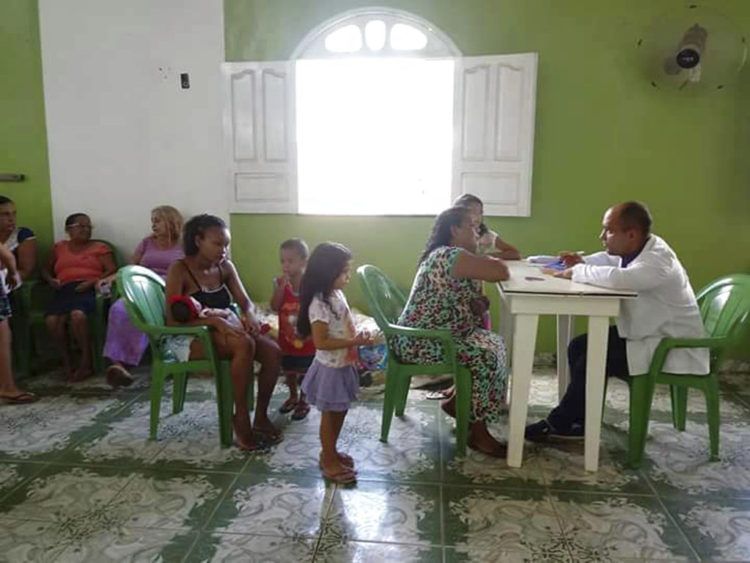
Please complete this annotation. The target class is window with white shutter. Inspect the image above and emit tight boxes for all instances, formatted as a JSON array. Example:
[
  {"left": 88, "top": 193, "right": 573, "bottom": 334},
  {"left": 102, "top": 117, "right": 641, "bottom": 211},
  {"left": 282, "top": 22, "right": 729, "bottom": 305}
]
[{"left": 222, "top": 9, "right": 537, "bottom": 216}]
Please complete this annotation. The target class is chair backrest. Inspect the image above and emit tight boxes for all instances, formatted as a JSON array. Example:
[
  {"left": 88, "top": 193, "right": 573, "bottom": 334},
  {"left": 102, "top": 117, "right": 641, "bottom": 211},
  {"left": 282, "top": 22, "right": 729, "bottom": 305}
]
[
  {"left": 697, "top": 274, "right": 750, "bottom": 342},
  {"left": 117, "top": 265, "right": 167, "bottom": 333},
  {"left": 357, "top": 265, "right": 408, "bottom": 331}
]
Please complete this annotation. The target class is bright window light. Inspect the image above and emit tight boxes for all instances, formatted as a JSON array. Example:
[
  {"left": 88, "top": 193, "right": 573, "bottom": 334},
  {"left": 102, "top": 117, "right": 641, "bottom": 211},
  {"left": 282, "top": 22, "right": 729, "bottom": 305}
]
[
  {"left": 364, "top": 20, "right": 386, "bottom": 51},
  {"left": 390, "top": 23, "right": 428, "bottom": 51},
  {"left": 296, "top": 58, "right": 454, "bottom": 215},
  {"left": 324, "top": 25, "right": 362, "bottom": 53}
]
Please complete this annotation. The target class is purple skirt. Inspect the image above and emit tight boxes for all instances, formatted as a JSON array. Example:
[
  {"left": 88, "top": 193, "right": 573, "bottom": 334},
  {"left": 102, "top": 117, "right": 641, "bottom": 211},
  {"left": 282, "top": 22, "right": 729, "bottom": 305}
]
[{"left": 301, "top": 359, "right": 359, "bottom": 412}]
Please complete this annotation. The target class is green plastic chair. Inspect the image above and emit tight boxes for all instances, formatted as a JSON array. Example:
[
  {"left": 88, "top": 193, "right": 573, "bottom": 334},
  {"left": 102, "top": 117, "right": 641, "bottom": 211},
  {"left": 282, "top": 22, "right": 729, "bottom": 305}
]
[
  {"left": 11, "top": 239, "right": 124, "bottom": 377},
  {"left": 622, "top": 274, "right": 750, "bottom": 468},
  {"left": 357, "top": 264, "right": 472, "bottom": 457},
  {"left": 117, "top": 265, "right": 252, "bottom": 446}
]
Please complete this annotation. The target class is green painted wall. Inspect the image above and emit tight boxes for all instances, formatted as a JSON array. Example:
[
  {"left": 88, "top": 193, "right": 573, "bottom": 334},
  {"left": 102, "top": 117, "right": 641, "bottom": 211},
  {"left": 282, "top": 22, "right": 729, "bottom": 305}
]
[
  {"left": 225, "top": 0, "right": 750, "bottom": 354},
  {"left": 0, "top": 0, "right": 53, "bottom": 251}
]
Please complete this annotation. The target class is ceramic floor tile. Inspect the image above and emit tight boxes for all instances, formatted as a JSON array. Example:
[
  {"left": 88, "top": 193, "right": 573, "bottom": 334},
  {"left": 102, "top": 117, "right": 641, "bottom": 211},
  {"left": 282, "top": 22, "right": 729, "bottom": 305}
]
[
  {"left": 52, "top": 528, "right": 197, "bottom": 563},
  {"left": 323, "top": 480, "right": 441, "bottom": 546},
  {"left": 109, "top": 469, "right": 234, "bottom": 531},
  {"left": 315, "top": 540, "right": 443, "bottom": 563},
  {"left": 188, "top": 533, "right": 317, "bottom": 562},
  {"left": 551, "top": 491, "right": 697, "bottom": 561},
  {"left": 0, "top": 518, "right": 68, "bottom": 562},
  {"left": 0, "top": 465, "right": 135, "bottom": 523},
  {"left": 442, "top": 486, "right": 569, "bottom": 561},
  {"left": 0, "top": 395, "right": 127, "bottom": 462},
  {"left": 663, "top": 496, "right": 750, "bottom": 562},
  {"left": 642, "top": 418, "right": 750, "bottom": 499},
  {"left": 207, "top": 473, "right": 334, "bottom": 539}
]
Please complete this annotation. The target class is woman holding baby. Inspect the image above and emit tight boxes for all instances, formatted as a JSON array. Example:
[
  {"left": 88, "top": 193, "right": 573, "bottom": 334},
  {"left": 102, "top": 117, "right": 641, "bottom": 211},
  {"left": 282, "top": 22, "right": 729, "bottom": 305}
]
[{"left": 164, "top": 214, "right": 281, "bottom": 452}]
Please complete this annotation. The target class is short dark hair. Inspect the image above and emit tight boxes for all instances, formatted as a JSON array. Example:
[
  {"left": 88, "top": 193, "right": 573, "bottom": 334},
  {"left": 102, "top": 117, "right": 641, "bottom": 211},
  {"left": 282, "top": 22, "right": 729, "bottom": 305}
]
[
  {"left": 453, "top": 193, "right": 483, "bottom": 208},
  {"left": 183, "top": 214, "right": 227, "bottom": 256},
  {"left": 0, "top": 196, "right": 13, "bottom": 206},
  {"left": 280, "top": 238, "right": 309, "bottom": 259},
  {"left": 618, "top": 201, "right": 652, "bottom": 235},
  {"left": 65, "top": 213, "right": 89, "bottom": 228}
]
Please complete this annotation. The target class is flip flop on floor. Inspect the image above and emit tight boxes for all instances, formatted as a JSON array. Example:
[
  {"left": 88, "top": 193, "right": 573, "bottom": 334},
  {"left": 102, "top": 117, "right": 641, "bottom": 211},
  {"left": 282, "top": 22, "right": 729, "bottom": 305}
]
[
  {"left": 291, "top": 402, "right": 310, "bottom": 421},
  {"left": 278, "top": 398, "right": 298, "bottom": 414},
  {"left": 0, "top": 391, "right": 39, "bottom": 405},
  {"left": 235, "top": 439, "right": 271, "bottom": 453},
  {"left": 321, "top": 467, "right": 357, "bottom": 484},
  {"left": 425, "top": 389, "right": 452, "bottom": 400}
]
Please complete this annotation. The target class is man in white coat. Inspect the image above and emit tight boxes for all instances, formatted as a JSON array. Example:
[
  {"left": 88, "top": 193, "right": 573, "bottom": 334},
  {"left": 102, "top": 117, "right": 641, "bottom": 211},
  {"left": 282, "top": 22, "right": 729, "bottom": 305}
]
[{"left": 525, "top": 201, "right": 709, "bottom": 441}]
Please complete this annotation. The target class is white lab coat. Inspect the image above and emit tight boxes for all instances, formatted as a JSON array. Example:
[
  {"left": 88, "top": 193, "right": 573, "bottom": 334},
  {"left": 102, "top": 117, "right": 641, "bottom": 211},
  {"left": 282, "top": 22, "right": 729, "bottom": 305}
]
[{"left": 571, "top": 235, "right": 710, "bottom": 376}]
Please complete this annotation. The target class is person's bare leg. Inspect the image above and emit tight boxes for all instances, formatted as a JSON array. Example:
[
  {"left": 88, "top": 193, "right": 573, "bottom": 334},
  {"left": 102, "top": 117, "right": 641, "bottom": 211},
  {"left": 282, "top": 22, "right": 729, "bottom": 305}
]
[
  {"left": 320, "top": 411, "right": 353, "bottom": 479},
  {"left": 331, "top": 409, "right": 354, "bottom": 468},
  {"left": 468, "top": 420, "right": 506, "bottom": 457},
  {"left": 252, "top": 335, "right": 282, "bottom": 438},
  {"left": 45, "top": 314, "right": 72, "bottom": 377},
  {"left": 0, "top": 321, "right": 27, "bottom": 398},
  {"left": 69, "top": 310, "right": 92, "bottom": 381}
]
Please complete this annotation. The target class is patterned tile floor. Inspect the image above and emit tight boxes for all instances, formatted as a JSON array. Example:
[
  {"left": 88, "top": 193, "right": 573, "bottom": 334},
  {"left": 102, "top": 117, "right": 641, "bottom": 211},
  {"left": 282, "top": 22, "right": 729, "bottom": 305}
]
[{"left": 1, "top": 366, "right": 749, "bottom": 562}]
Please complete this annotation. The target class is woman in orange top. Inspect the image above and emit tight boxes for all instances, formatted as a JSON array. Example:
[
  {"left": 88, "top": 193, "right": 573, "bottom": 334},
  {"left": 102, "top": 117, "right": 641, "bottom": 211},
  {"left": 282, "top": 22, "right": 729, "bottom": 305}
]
[{"left": 42, "top": 213, "right": 116, "bottom": 381}]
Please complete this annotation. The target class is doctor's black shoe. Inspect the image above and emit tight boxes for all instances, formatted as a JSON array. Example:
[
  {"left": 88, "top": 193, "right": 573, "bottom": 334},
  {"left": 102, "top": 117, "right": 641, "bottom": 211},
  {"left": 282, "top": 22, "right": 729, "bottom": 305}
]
[{"left": 525, "top": 419, "right": 584, "bottom": 442}]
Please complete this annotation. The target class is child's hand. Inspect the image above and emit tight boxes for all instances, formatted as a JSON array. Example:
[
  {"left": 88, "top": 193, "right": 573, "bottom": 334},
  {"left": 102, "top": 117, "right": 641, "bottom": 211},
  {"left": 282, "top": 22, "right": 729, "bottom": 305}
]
[
  {"left": 241, "top": 312, "right": 261, "bottom": 335},
  {"left": 353, "top": 330, "right": 375, "bottom": 346},
  {"left": 5, "top": 270, "right": 19, "bottom": 291},
  {"left": 212, "top": 316, "right": 247, "bottom": 337},
  {"left": 75, "top": 280, "right": 95, "bottom": 293},
  {"left": 48, "top": 277, "right": 62, "bottom": 289}
]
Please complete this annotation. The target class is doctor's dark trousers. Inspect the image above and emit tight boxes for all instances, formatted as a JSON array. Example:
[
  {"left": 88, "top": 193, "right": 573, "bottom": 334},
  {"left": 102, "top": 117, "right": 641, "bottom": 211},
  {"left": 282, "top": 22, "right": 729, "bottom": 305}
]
[{"left": 547, "top": 326, "right": 630, "bottom": 431}]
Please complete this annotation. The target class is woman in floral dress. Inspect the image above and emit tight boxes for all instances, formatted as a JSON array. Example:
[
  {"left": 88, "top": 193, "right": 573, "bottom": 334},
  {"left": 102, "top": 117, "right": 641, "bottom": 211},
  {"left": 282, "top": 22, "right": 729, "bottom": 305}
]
[{"left": 393, "top": 206, "right": 510, "bottom": 456}]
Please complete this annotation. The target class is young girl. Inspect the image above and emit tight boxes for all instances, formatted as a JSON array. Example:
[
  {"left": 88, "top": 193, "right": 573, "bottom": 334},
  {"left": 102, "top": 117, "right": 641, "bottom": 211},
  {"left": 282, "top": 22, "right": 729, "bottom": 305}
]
[{"left": 297, "top": 242, "right": 373, "bottom": 484}]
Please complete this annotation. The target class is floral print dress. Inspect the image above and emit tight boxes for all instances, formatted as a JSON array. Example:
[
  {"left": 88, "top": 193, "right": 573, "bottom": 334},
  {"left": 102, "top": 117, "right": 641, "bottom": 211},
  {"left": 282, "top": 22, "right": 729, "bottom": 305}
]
[{"left": 392, "top": 246, "right": 508, "bottom": 423}]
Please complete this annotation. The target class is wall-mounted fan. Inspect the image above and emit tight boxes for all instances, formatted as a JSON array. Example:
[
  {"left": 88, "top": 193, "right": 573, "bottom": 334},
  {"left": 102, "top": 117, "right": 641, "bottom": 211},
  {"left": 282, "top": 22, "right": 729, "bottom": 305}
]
[{"left": 637, "top": 4, "right": 747, "bottom": 91}]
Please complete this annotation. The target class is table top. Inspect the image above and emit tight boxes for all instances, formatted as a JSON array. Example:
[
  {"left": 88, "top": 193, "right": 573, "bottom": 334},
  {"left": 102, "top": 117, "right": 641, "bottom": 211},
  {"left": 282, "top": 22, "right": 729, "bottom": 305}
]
[{"left": 497, "top": 261, "right": 638, "bottom": 298}]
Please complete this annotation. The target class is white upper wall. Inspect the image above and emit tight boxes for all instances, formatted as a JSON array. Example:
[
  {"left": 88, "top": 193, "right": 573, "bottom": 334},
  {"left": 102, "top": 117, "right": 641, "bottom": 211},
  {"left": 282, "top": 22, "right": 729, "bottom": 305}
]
[{"left": 39, "top": 0, "right": 226, "bottom": 255}]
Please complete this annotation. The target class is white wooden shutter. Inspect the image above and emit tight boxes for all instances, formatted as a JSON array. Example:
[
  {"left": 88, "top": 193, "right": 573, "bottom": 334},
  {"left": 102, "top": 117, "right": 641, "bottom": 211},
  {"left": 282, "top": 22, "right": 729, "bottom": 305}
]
[
  {"left": 452, "top": 53, "right": 538, "bottom": 217},
  {"left": 221, "top": 62, "right": 297, "bottom": 213}
]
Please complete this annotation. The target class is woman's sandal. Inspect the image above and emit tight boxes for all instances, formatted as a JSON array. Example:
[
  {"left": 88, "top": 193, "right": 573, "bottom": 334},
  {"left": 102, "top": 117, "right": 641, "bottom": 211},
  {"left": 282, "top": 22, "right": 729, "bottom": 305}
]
[
  {"left": 278, "top": 398, "right": 298, "bottom": 414},
  {"left": 106, "top": 365, "right": 134, "bottom": 388},
  {"left": 235, "top": 438, "right": 271, "bottom": 453},
  {"left": 319, "top": 454, "right": 356, "bottom": 473},
  {"left": 425, "top": 389, "right": 452, "bottom": 401},
  {"left": 0, "top": 391, "right": 39, "bottom": 405},
  {"left": 254, "top": 427, "right": 283, "bottom": 446},
  {"left": 291, "top": 402, "right": 311, "bottom": 421},
  {"left": 321, "top": 466, "right": 357, "bottom": 484}
]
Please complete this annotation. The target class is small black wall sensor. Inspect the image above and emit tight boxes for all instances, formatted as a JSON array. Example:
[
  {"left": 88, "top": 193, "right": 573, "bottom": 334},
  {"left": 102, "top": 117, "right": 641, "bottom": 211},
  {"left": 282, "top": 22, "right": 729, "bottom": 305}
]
[{"left": 180, "top": 73, "right": 190, "bottom": 89}]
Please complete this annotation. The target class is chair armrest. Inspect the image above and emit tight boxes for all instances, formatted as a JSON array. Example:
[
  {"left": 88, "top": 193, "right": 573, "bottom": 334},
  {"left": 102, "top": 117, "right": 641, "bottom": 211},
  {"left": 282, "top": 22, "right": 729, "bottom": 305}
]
[{"left": 648, "top": 336, "right": 724, "bottom": 376}]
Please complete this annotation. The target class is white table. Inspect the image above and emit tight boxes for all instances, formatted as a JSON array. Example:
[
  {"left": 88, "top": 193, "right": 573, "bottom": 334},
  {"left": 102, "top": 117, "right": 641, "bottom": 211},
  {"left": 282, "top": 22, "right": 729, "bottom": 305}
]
[{"left": 496, "top": 261, "right": 637, "bottom": 471}]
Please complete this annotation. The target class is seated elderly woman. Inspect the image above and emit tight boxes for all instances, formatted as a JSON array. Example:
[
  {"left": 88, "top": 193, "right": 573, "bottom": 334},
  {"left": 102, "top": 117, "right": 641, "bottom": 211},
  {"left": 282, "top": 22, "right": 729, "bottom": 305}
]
[
  {"left": 392, "top": 205, "right": 510, "bottom": 457},
  {"left": 42, "top": 213, "right": 116, "bottom": 381},
  {"left": 103, "top": 205, "right": 184, "bottom": 387}
]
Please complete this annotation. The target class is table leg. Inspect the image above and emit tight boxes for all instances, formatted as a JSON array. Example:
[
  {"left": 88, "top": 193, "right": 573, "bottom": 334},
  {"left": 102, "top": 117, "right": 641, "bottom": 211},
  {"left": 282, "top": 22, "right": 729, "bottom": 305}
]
[
  {"left": 556, "top": 314, "right": 573, "bottom": 401},
  {"left": 584, "top": 316, "right": 610, "bottom": 472},
  {"left": 506, "top": 313, "right": 539, "bottom": 468}
]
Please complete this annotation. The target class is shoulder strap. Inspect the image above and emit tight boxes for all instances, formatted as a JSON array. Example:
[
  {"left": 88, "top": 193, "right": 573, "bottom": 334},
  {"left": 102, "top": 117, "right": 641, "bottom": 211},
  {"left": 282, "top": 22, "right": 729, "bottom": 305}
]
[{"left": 181, "top": 259, "right": 202, "bottom": 289}]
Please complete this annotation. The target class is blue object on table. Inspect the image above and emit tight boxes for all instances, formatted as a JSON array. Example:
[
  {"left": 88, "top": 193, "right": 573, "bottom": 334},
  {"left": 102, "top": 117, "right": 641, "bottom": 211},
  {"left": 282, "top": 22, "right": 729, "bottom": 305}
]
[{"left": 544, "top": 258, "right": 568, "bottom": 271}]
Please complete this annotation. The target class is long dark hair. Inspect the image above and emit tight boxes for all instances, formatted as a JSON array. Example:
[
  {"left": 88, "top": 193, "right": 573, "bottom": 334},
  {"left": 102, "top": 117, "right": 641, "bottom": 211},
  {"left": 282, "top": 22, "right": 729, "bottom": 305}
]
[
  {"left": 183, "top": 214, "right": 227, "bottom": 256},
  {"left": 419, "top": 206, "right": 472, "bottom": 263},
  {"left": 297, "top": 242, "right": 352, "bottom": 338}
]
